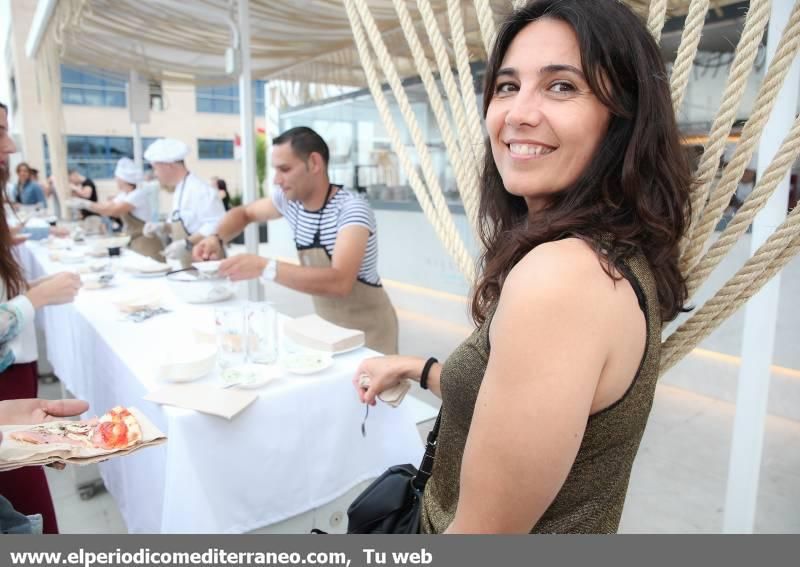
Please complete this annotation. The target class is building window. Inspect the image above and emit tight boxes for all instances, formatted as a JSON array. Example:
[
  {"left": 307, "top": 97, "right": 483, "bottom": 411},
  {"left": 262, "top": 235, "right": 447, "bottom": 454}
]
[
  {"left": 253, "top": 80, "right": 267, "bottom": 116},
  {"left": 196, "top": 85, "right": 239, "bottom": 114},
  {"left": 45, "top": 135, "right": 133, "bottom": 179},
  {"left": 198, "top": 139, "right": 234, "bottom": 160},
  {"left": 61, "top": 65, "right": 127, "bottom": 107},
  {"left": 196, "top": 81, "right": 268, "bottom": 115}
]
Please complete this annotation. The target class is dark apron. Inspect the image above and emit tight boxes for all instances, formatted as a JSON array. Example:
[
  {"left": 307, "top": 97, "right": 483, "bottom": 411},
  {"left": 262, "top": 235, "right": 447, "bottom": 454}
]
[
  {"left": 122, "top": 210, "right": 163, "bottom": 261},
  {"left": 296, "top": 185, "right": 398, "bottom": 354},
  {"left": 168, "top": 174, "right": 194, "bottom": 269}
]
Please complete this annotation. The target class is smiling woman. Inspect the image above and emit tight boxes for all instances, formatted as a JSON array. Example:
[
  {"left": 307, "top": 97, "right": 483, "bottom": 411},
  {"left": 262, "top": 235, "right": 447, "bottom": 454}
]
[{"left": 353, "top": 0, "right": 693, "bottom": 534}]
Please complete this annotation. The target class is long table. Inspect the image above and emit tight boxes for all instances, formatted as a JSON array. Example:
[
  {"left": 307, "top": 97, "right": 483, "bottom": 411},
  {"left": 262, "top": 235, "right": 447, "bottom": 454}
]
[{"left": 18, "top": 240, "right": 423, "bottom": 533}]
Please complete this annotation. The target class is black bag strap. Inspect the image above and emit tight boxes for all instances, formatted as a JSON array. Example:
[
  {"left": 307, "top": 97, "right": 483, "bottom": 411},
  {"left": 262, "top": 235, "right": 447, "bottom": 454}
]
[{"left": 412, "top": 410, "right": 442, "bottom": 491}]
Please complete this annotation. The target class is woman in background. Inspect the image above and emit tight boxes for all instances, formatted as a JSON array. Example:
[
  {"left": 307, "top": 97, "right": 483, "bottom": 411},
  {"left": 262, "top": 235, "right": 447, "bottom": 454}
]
[{"left": 13, "top": 163, "right": 46, "bottom": 208}]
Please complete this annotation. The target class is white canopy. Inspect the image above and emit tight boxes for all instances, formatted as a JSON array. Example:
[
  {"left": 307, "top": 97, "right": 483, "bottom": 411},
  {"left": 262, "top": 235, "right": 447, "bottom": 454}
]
[
  {"left": 26, "top": 0, "right": 513, "bottom": 87},
  {"left": 26, "top": 0, "right": 746, "bottom": 88}
]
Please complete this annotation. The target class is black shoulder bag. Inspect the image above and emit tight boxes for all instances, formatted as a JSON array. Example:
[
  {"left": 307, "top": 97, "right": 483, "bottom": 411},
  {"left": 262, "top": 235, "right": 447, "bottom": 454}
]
[{"left": 344, "top": 411, "right": 441, "bottom": 534}]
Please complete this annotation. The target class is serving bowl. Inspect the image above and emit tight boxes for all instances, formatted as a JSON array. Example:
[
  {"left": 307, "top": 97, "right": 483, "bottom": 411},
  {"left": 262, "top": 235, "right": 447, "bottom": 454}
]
[{"left": 158, "top": 346, "right": 217, "bottom": 383}]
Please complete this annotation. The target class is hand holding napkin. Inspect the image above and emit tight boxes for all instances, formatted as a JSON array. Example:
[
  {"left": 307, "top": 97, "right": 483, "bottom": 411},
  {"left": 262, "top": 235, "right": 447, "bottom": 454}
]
[{"left": 358, "top": 374, "right": 412, "bottom": 408}]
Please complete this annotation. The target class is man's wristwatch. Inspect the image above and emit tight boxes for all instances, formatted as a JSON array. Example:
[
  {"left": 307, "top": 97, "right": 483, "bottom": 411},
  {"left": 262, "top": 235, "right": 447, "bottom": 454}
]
[{"left": 260, "top": 259, "right": 277, "bottom": 282}]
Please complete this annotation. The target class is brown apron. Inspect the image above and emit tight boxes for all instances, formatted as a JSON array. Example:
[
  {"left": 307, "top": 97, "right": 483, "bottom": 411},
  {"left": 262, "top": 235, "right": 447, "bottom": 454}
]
[
  {"left": 122, "top": 211, "right": 163, "bottom": 261},
  {"left": 296, "top": 186, "right": 398, "bottom": 354},
  {"left": 168, "top": 174, "right": 194, "bottom": 269}
]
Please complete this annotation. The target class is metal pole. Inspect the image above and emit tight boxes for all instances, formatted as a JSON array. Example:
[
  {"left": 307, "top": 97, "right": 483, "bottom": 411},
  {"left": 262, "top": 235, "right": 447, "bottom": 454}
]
[
  {"left": 722, "top": 0, "right": 799, "bottom": 533},
  {"left": 238, "top": 0, "right": 261, "bottom": 301},
  {"left": 129, "top": 70, "right": 144, "bottom": 169},
  {"left": 132, "top": 122, "right": 143, "bottom": 169}
]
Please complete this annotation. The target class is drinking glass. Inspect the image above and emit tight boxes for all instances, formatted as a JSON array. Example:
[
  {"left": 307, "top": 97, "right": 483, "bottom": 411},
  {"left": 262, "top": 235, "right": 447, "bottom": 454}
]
[
  {"left": 246, "top": 302, "right": 279, "bottom": 364},
  {"left": 215, "top": 306, "right": 247, "bottom": 368}
]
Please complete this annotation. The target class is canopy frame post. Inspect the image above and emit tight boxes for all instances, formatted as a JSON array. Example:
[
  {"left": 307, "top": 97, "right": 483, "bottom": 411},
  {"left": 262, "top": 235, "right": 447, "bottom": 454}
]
[
  {"left": 237, "top": 0, "right": 262, "bottom": 301},
  {"left": 722, "top": 0, "right": 800, "bottom": 533}
]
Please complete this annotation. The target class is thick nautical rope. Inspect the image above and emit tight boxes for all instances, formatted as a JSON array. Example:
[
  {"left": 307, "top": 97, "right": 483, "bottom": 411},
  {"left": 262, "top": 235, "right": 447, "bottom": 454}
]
[
  {"left": 669, "top": 0, "right": 711, "bottom": 112},
  {"left": 344, "top": 0, "right": 476, "bottom": 281},
  {"left": 682, "top": 1, "right": 798, "bottom": 279},
  {"left": 661, "top": 208, "right": 800, "bottom": 373},
  {"left": 647, "top": 0, "right": 669, "bottom": 44},
  {"left": 680, "top": 0, "right": 772, "bottom": 274},
  {"left": 415, "top": 1, "right": 480, "bottom": 170},
  {"left": 390, "top": 0, "right": 482, "bottom": 236},
  {"left": 686, "top": 113, "right": 800, "bottom": 297},
  {"left": 684, "top": 5, "right": 800, "bottom": 296},
  {"left": 474, "top": 0, "right": 498, "bottom": 54},
  {"left": 448, "top": 0, "right": 487, "bottom": 176}
]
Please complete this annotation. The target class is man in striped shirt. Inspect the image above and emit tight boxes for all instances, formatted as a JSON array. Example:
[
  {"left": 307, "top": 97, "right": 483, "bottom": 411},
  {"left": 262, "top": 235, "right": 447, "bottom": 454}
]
[{"left": 194, "top": 127, "right": 398, "bottom": 354}]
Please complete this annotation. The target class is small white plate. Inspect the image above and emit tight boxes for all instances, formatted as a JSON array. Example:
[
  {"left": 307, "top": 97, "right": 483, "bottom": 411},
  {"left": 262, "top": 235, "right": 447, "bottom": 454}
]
[
  {"left": 221, "top": 363, "right": 282, "bottom": 389},
  {"left": 281, "top": 352, "right": 334, "bottom": 375},
  {"left": 130, "top": 270, "right": 168, "bottom": 279}
]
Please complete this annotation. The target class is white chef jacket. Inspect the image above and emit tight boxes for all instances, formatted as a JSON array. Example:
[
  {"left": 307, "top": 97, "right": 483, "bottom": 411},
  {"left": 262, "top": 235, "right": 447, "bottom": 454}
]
[
  {"left": 113, "top": 182, "right": 158, "bottom": 223},
  {"left": 170, "top": 172, "right": 225, "bottom": 236}
]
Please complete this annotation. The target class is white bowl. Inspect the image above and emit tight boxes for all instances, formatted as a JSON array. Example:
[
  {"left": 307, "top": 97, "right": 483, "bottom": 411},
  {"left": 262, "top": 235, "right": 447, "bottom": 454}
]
[
  {"left": 193, "top": 260, "right": 222, "bottom": 274},
  {"left": 166, "top": 270, "right": 234, "bottom": 304},
  {"left": 159, "top": 347, "right": 217, "bottom": 383}
]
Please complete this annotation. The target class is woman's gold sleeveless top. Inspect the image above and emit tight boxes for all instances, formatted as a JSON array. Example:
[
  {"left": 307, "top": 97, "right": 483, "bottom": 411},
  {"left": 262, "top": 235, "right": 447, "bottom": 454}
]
[{"left": 421, "top": 252, "right": 662, "bottom": 533}]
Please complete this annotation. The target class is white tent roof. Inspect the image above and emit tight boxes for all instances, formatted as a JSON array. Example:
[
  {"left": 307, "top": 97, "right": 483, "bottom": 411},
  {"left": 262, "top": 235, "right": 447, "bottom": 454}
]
[{"left": 27, "top": 0, "right": 514, "bottom": 87}]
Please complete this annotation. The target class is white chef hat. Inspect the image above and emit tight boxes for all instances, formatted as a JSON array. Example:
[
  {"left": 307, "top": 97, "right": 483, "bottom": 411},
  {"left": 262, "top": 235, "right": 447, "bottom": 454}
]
[
  {"left": 114, "top": 157, "right": 143, "bottom": 185},
  {"left": 144, "top": 138, "right": 190, "bottom": 163}
]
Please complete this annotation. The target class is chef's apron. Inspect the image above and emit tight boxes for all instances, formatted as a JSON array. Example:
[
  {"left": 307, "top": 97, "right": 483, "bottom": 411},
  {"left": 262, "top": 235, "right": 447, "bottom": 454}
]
[
  {"left": 296, "top": 185, "right": 398, "bottom": 354},
  {"left": 168, "top": 174, "right": 194, "bottom": 269},
  {"left": 122, "top": 211, "right": 163, "bottom": 261}
]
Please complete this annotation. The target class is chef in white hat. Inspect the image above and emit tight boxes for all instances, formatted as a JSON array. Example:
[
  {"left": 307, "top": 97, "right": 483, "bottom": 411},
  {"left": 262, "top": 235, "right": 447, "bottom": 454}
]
[
  {"left": 142, "top": 138, "right": 225, "bottom": 267},
  {"left": 68, "top": 157, "right": 164, "bottom": 260}
]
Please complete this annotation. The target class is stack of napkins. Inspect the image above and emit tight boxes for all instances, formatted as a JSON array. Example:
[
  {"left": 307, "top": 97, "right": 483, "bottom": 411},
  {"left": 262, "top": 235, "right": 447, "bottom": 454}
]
[
  {"left": 144, "top": 384, "right": 257, "bottom": 420},
  {"left": 283, "top": 314, "right": 365, "bottom": 353},
  {"left": 0, "top": 408, "right": 166, "bottom": 472}
]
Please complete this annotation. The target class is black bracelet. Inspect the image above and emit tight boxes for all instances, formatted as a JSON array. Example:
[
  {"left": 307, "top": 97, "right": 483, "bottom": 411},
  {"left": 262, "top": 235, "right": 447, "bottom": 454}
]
[
  {"left": 214, "top": 234, "right": 225, "bottom": 248},
  {"left": 420, "top": 357, "right": 438, "bottom": 390}
]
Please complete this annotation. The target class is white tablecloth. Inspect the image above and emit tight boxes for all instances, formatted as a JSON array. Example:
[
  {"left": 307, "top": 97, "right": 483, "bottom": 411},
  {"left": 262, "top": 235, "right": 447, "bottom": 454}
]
[{"left": 18, "top": 241, "right": 423, "bottom": 533}]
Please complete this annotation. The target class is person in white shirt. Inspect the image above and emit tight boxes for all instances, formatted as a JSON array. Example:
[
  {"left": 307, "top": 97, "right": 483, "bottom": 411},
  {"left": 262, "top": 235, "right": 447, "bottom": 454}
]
[
  {"left": 141, "top": 138, "right": 225, "bottom": 268},
  {"left": 70, "top": 158, "right": 163, "bottom": 260}
]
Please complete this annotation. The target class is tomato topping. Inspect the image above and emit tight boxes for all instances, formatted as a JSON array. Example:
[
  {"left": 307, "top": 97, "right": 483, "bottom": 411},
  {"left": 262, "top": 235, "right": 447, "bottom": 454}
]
[{"left": 94, "top": 421, "right": 130, "bottom": 449}]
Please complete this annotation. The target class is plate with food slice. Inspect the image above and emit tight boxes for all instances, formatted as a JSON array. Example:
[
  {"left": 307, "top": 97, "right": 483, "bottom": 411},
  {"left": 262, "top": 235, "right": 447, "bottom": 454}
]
[{"left": 0, "top": 406, "right": 166, "bottom": 471}]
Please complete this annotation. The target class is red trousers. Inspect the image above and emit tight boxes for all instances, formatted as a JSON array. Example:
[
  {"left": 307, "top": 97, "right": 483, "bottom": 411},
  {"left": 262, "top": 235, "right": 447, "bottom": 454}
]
[{"left": 0, "top": 361, "right": 59, "bottom": 534}]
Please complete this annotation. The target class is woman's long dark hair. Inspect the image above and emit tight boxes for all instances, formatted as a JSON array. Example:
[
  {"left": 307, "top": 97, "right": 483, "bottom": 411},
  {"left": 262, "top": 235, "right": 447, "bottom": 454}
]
[
  {"left": 0, "top": 102, "right": 27, "bottom": 298},
  {"left": 472, "top": 0, "right": 692, "bottom": 324}
]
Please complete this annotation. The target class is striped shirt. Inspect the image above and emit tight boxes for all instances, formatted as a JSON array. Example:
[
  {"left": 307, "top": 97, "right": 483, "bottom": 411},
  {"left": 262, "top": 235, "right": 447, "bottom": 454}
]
[{"left": 272, "top": 186, "right": 382, "bottom": 286}]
